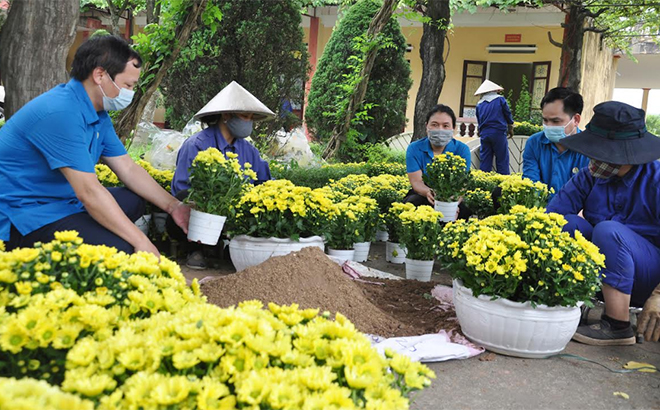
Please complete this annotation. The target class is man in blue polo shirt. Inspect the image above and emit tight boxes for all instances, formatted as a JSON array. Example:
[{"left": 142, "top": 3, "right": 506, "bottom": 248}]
[
  {"left": 547, "top": 101, "right": 660, "bottom": 345},
  {"left": 522, "top": 87, "right": 589, "bottom": 198},
  {"left": 0, "top": 35, "right": 189, "bottom": 256},
  {"left": 404, "top": 104, "right": 471, "bottom": 206}
]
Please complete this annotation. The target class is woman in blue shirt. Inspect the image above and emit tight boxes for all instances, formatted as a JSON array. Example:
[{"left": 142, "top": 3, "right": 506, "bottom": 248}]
[
  {"left": 168, "top": 81, "right": 275, "bottom": 269},
  {"left": 547, "top": 101, "right": 660, "bottom": 345},
  {"left": 404, "top": 104, "right": 471, "bottom": 207}
]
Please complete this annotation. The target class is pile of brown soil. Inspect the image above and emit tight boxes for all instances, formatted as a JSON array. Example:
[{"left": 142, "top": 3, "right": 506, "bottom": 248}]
[{"left": 201, "top": 247, "right": 457, "bottom": 338}]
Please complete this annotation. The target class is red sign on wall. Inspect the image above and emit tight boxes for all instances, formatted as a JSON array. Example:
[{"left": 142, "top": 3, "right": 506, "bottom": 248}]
[{"left": 505, "top": 34, "right": 522, "bottom": 43}]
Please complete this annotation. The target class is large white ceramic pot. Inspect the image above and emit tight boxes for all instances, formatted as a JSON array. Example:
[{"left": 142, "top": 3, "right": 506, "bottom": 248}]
[
  {"left": 385, "top": 242, "right": 407, "bottom": 264},
  {"left": 327, "top": 248, "right": 355, "bottom": 264},
  {"left": 353, "top": 242, "right": 371, "bottom": 262},
  {"left": 229, "top": 235, "right": 325, "bottom": 272},
  {"left": 434, "top": 200, "right": 459, "bottom": 223},
  {"left": 187, "top": 209, "right": 227, "bottom": 246},
  {"left": 405, "top": 258, "right": 434, "bottom": 281},
  {"left": 452, "top": 279, "right": 581, "bottom": 358}
]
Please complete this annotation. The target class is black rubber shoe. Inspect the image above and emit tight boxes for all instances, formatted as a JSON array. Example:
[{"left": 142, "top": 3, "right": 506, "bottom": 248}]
[{"left": 572, "top": 319, "right": 635, "bottom": 346}]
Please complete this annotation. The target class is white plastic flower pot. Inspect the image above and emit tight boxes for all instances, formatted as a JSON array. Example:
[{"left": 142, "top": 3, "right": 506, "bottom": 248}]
[
  {"left": 229, "top": 235, "right": 325, "bottom": 272},
  {"left": 435, "top": 201, "right": 460, "bottom": 222},
  {"left": 375, "top": 230, "right": 389, "bottom": 242},
  {"left": 353, "top": 242, "right": 371, "bottom": 262},
  {"left": 151, "top": 212, "right": 168, "bottom": 234},
  {"left": 134, "top": 214, "right": 151, "bottom": 235},
  {"left": 405, "top": 258, "right": 434, "bottom": 281},
  {"left": 452, "top": 279, "right": 582, "bottom": 358},
  {"left": 327, "top": 248, "right": 355, "bottom": 264},
  {"left": 385, "top": 242, "right": 407, "bottom": 264},
  {"left": 187, "top": 209, "right": 226, "bottom": 246}
]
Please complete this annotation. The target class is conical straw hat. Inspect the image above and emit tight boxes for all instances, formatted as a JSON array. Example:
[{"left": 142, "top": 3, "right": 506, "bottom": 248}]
[
  {"left": 474, "top": 80, "right": 504, "bottom": 96},
  {"left": 194, "top": 81, "right": 276, "bottom": 121}
]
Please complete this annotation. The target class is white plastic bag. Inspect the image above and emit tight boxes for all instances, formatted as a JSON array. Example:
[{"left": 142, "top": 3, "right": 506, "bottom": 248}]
[
  {"left": 143, "top": 129, "right": 186, "bottom": 171},
  {"left": 271, "top": 126, "right": 322, "bottom": 167}
]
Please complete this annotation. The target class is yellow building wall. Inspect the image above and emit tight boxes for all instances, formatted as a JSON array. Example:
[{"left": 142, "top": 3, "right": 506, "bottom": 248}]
[{"left": 308, "top": 23, "right": 564, "bottom": 133}]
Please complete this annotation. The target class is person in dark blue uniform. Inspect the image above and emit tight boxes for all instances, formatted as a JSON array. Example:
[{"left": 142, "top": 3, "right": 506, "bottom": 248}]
[
  {"left": 475, "top": 80, "right": 514, "bottom": 175},
  {"left": 547, "top": 101, "right": 660, "bottom": 345}
]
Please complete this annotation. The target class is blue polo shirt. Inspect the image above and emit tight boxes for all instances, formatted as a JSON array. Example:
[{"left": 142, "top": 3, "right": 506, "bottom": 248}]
[
  {"left": 0, "top": 79, "right": 126, "bottom": 240},
  {"left": 522, "top": 130, "right": 589, "bottom": 198},
  {"left": 547, "top": 161, "right": 660, "bottom": 248},
  {"left": 406, "top": 137, "right": 471, "bottom": 175},
  {"left": 171, "top": 126, "right": 272, "bottom": 196}
]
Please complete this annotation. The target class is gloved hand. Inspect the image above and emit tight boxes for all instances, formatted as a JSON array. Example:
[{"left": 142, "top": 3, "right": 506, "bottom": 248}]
[
  {"left": 637, "top": 285, "right": 660, "bottom": 342},
  {"left": 507, "top": 124, "right": 514, "bottom": 139}
]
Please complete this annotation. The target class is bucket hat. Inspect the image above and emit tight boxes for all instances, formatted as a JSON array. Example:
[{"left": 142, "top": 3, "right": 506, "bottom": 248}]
[
  {"left": 560, "top": 101, "right": 660, "bottom": 165},
  {"left": 474, "top": 80, "right": 504, "bottom": 96},
  {"left": 194, "top": 81, "right": 276, "bottom": 121}
]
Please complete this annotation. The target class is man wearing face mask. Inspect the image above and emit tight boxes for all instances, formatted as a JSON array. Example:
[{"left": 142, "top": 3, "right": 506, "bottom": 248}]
[
  {"left": 404, "top": 104, "right": 471, "bottom": 207},
  {"left": 522, "top": 87, "right": 589, "bottom": 198},
  {"left": 547, "top": 101, "right": 660, "bottom": 345},
  {"left": 0, "top": 35, "right": 190, "bottom": 256},
  {"left": 170, "top": 81, "right": 275, "bottom": 269}
]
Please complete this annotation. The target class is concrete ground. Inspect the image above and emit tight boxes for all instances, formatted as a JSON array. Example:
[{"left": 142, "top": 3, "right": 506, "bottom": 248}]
[{"left": 180, "top": 242, "right": 660, "bottom": 410}]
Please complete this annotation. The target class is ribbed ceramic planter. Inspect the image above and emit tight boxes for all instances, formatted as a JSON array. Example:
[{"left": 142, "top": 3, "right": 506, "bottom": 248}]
[
  {"left": 452, "top": 279, "right": 582, "bottom": 358},
  {"left": 135, "top": 214, "right": 151, "bottom": 235},
  {"left": 327, "top": 248, "right": 355, "bottom": 264},
  {"left": 385, "top": 242, "right": 407, "bottom": 264},
  {"left": 435, "top": 201, "right": 460, "bottom": 222},
  {"left": 229, "top": 235, "right": 325, "bottom": 272},
  {"left": 353, "top": 242, "right": 371, "bottom": 262},
  {"left": 375, "top": 230, "right": 389, "bottom": 242},
  {"left": 405, "top": 258, "right": 434, "bottom": 281},
  {"left": 187, "top": 209, "right": 226, "bottom": 246}
]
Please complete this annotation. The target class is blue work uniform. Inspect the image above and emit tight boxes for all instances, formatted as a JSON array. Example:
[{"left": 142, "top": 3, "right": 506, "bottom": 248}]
[
  {"left": 547, "top": 162, "right": 660, "bottom": 306},
  {"left": 406, "top": 137, "right": 471, "bottom": 175},
  {"left": 522, "top": 130, "right": 589, "bottom": 199},
  {"left": 171, "top": 126, "right": 271, "bottom": 196},
  {"left": 0, "top": 79, "right": 143, "bottom": 252},
  {"left": 476, "top": 95, "right": 514, "bottom": 174}
]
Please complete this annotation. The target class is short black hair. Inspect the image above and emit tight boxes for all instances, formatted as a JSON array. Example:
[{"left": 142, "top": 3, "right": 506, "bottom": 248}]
[
  {"left": 70, "top": 35, "right": 142, "bottom": 81},
  {"left": 425, "top": 104, "right": 457, "bottom": 128},
  {"left": 540, "top": 87, "right": 583, "bottom": 116}
]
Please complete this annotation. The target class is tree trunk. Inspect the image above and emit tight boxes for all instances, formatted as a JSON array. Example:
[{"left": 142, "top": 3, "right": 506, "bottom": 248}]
[
  {"left": 0, "top": 0, "right": 78, "bottom": 119},
  {"left": 114, "top": 0, "right": 208, "bottom": 141},
  {"left": 557, "top": 4, "right": 586, "bottom": 91},
  {"left": 146, "top": 0, "right": 160, "bottom": 24},
  {"left": 106, "top": 0, "right": 123, "bottom": 36},
  {"left": 322, "top": 0, "right": 398, "bottom": 159},
  {"left": 412, "top": 0, "right": 450, "bottom": 142}
]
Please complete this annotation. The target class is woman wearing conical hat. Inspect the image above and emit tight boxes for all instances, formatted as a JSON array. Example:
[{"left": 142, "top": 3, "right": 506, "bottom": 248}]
[
  {"left": 169, "top": 81, "right": 275, "bottom": 269},
  {"left": 474, "top": 80, "right": 514, "bottom": 175}
]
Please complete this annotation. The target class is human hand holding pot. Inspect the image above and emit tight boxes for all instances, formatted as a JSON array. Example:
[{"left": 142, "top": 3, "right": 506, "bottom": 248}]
[{"left": 638, "top": 286, "right": 660, "bottom": 342}]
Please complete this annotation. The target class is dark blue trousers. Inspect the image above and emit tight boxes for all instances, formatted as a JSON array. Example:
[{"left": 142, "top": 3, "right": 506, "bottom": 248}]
[
  {"left": 564, "top": 215, "right": 660, "bottom": 307},
  {"left": 7, "top": 188, "right": 145, "bottom": 254},
  {"left": 479, "top": 131, "right": 510, "bottom": 174}
]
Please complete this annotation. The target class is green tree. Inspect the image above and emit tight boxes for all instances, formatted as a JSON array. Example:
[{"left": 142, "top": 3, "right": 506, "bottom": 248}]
[
  {"left": 161, "top": 0, "right": 309, "bottom": 136},
  {"left": 305, "top": 0, "right": 412, "bottom": 146},
  {"left": 646, "top": 114, "right": 660, "bottom": 136},
  {"left": 513, "top": 74, "right": 532, "bottom": 122}
]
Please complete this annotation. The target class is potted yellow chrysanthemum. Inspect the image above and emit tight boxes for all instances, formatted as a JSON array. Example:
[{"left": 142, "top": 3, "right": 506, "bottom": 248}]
[
  {"left": 398, "top": 205, "right": 444, "bottom": 281},
  {"left": 186, "top": 148, "right": 256, "bottom": 245},
  {"left": 423, "top": 152, "right": 471, "bottom": 222},
  {"left": 439, "top": 206, "right": 605, "bottom": 357},
  {"left": 383, "top": 202, "right": 415, "bottom": 264}
]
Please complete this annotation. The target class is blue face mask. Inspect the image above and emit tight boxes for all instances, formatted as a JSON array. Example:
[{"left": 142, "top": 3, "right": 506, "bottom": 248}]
[
  {"left": 226, "top": 116, "right": 254, "bottom": 139},
  {"left": 99, "top": 75, "right": 135, "bottom": 111},
  {"left": 543, "top": 118, "right": 574, "bottom": 143}
]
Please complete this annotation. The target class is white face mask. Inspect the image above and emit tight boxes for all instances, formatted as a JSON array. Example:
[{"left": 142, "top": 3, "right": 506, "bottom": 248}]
[
  {"left": 99, "top": 74, "right": 135, "bottom": 111},
  {"left": 427, "top": 129, "right": 454, "bottom": 147}
]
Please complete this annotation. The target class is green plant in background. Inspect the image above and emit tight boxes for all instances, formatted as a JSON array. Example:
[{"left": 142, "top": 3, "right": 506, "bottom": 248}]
[
  {"left": 646, "top": 114, "right": 660, "bottom": 136},
  {"left": 305, "top": 0, "right": 412, "bottom": 144},
  {"left": 0, "top": 119, "right": 5, "bottom": 130},
  {"left": 162, "top": 0, "right": 308, "bottom": 135},
  {"left": 513, "top": 121, "right": 543, "bottom": 136},
  {"left": 529, "top": 110, "right": 543, "bottom": 126},
  {"left": 513, "top": 74, "right": 532, "bottom": 123}
]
